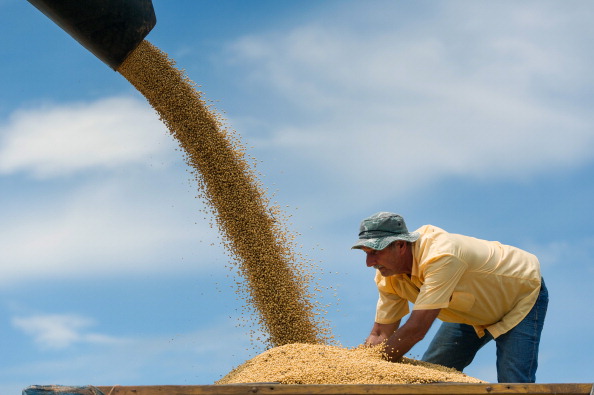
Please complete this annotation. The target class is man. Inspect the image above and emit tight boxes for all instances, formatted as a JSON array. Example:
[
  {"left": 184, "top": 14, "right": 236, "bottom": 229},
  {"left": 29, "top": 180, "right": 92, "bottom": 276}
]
[{"left": 353, "top": 212, "right": 548, "bottom": 383}]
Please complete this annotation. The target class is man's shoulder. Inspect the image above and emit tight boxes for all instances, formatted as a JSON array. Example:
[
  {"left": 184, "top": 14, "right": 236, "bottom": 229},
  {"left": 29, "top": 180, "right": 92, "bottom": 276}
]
[
  {"left": 415, "top": 224, "right": 449, "bottom": 237},
  {"left": 412, "top": 225, "right": 461, "bottom": 264}
]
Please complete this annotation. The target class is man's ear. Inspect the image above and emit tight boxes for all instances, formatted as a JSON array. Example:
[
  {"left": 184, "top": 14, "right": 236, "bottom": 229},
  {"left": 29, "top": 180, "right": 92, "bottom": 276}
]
[{"left": 397, "top": 240, "right": 408, "bottom": 254}]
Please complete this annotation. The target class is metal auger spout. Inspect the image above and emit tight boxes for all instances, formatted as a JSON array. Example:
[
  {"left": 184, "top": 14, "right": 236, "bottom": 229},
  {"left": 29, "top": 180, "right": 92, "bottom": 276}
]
[{"left": 27, "top": 0, "right": 156, "bottom": 70}]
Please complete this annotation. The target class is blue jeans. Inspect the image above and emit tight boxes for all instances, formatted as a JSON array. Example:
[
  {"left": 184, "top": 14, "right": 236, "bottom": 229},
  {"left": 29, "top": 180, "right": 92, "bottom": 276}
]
[{"left": 421, "top": 279, "right": 548, "bottom": 383}]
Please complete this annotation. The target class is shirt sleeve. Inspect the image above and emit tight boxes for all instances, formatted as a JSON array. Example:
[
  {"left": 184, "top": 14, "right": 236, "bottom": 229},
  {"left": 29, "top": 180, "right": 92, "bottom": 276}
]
[
  {"left": 374, "top": 271, "right": 409, "bottom": 324},
  {"left": 413, "top": 254, "right": 467, "bottom": 310}
]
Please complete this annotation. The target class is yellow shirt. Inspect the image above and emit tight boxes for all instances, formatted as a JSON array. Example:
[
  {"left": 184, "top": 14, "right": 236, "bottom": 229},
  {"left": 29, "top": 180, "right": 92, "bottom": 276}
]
[{"left": 375, "top": 225, "right": 542, "bottom": 338}]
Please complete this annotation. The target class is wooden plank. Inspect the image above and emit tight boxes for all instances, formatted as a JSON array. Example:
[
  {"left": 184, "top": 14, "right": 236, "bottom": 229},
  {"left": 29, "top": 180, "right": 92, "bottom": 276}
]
[
  {"left": 95, "top": 383, "right": 593, "bottom": 395},
  {"left": 24, "top": 386, "right": 105, "bottom": 395}
]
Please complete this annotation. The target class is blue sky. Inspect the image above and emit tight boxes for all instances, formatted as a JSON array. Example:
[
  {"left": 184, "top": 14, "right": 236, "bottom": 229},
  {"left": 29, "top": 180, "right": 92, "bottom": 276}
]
[{"left": 1, "top": 0, "right": 593, "bottom": 392}]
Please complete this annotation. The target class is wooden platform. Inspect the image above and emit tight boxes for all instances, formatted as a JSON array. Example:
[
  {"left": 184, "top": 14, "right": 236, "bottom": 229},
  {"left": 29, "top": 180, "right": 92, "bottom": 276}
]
[
  {"left": 24, "top": 384, "right": 593, "bottom": 395},
  {"left": 91, "top": 384, "right": 593, "bottom": 395}
]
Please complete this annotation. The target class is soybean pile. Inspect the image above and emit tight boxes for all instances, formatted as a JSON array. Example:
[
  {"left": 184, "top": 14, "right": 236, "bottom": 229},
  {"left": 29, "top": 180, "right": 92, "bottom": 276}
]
[
  {"left": 217, "top": 343, "right": 485, "bottom": 384},
  {"left": 118, "top": 41, "right": 330, "bottom": 347}
]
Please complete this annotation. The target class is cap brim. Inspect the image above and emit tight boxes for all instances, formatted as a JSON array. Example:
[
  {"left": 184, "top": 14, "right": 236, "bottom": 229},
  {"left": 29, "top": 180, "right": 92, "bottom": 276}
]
[{"left": 351, "top": 232, "right": 420, "bottom": 250}]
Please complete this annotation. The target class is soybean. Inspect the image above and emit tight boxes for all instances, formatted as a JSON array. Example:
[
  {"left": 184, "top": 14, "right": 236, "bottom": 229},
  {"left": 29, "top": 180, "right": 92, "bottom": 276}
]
[{"left": 216, "top": 343, "right": 485, "bottom": 384}]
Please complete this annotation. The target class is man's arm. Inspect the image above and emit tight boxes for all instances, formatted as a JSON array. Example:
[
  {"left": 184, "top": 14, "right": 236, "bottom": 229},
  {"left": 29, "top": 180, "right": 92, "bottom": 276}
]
[
  {"left": 365, "top": 320, "right": 401, "bottom": 346},
  {"left": 382, "top": 308, "right": 440, "bottom": 361}
]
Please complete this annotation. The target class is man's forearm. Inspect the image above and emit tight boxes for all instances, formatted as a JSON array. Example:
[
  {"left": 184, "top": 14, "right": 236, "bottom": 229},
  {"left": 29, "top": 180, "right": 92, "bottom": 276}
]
[
  {"left": 382, "top": 324, "right": 425, "bottom": 361},
  {"left": 382, "top": 309, "right": 441, "bottom": 362}
]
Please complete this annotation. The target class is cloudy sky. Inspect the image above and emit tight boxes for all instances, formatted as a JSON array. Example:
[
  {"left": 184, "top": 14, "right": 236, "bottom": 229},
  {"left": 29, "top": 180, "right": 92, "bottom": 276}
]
[{"left": 1, "top": 0, "right": 593, "bottom": 392}]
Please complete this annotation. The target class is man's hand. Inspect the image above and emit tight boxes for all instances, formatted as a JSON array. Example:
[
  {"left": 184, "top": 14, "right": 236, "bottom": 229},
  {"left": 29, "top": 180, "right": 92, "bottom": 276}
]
[
  {"left": 365, "top": 321, "right": 400, "bottom": 347},
  {"left": 382, "top": 308, "right": 440, "bottom": 362}
]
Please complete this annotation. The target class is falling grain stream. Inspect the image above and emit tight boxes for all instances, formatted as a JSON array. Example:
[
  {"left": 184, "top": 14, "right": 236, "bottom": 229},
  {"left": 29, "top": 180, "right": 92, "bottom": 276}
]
[{"left": 118, "top": 40, "right": 326, "bottom": 348}]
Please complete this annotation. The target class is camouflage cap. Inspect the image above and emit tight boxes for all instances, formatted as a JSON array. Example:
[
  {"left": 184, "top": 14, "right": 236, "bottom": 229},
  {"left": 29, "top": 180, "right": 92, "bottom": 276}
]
[{"left": 351, "top": 212, "right": 420, "bottom": 250}]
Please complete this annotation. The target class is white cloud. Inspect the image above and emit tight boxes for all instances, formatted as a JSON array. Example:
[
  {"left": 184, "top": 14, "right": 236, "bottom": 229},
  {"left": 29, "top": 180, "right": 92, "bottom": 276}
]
[
  {"left": 0, "top": 175, "right": 223, "bottom": 286},
  {"left": 4, "top": 317, "right": 255, "bottom": 387},
  {"left": 0, "top": 96, "right": 173, "bottom": 178},
  {"left": 12, "top": 313, "right": 120, "bottom": 350},
  {"left": 227, "top": 1, "right": 594, "bottom": 198},
  {"left": 0, "top": 95, "right": 229, "bottom": 286}
]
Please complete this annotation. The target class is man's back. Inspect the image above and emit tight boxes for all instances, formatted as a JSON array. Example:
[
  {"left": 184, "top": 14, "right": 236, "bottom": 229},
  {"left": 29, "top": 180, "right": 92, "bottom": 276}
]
[{"left": 379, "top": 225, "right": 542, "bottom": 337}]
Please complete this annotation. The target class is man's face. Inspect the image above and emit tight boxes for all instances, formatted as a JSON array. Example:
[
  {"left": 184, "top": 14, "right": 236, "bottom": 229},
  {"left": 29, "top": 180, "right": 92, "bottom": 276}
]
[{"left": 361, "top": 242, "right": 409, "bottom": 277}]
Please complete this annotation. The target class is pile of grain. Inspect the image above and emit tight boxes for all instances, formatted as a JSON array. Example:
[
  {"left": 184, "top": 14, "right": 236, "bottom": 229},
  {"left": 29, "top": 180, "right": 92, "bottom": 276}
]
[
  {"left": 118, "top": 41, "right": 330, "bottom": 347},
  {"left": 217, "top": 343, "right": 485, "bottom": 384}
]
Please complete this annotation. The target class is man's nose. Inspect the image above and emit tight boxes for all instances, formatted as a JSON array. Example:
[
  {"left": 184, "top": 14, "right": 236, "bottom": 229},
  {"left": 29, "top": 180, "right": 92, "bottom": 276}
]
[{"left": 366, "top": 255, "right": 376, "bottom": 267}]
